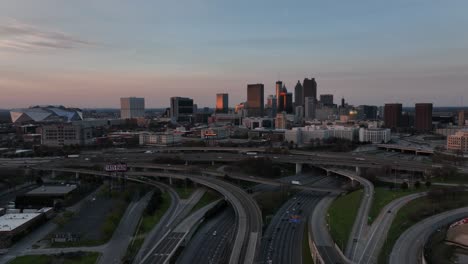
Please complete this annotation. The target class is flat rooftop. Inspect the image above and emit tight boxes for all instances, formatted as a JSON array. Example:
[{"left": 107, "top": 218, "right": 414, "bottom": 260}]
[
  {"left": 26, "top": 185, "right": 77, "bottom": 196},
  {"left": 0, "top": 213, "right": 41, "bottom": 232}
]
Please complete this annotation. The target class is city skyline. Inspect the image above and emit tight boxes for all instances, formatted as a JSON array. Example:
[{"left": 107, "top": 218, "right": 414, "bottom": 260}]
[{"left": 1, "top": 1, "right": 468, "bottom": 108}]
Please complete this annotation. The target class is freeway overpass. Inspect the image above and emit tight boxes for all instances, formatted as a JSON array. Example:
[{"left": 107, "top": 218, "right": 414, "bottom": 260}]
[
  {"left": 33, "top": 167, "right": 262, "bottom": 264},
  {"left": 375, "top": 144, "right": 434, "bottom": 155}
]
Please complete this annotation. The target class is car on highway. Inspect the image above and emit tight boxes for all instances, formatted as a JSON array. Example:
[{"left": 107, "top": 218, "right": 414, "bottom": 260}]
[{"left": 212, "top": 231, "right": 217, "bottom": 236}]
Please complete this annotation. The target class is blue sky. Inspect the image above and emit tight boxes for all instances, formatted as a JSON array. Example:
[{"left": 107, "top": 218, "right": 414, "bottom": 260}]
[{"left": 1, "top": 0, "right": 467, "bottom": 108}]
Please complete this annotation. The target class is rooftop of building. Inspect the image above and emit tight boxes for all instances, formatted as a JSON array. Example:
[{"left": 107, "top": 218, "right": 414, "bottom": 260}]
[
  {"left": 0, "top": 213, "right": 42, "bottom": 232},
  {"left": 26, "top": 185, "right": 77, "bottom": 196}
]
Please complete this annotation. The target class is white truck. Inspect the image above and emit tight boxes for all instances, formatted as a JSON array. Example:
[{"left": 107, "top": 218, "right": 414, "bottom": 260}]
[{"left": 291, "top": 180, "right": 301, "bottom": 185}]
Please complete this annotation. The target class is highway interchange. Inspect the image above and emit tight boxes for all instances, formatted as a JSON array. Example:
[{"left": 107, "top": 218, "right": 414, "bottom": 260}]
[{"left": 1, "top": 146, "right": 468, "bottom": 264}]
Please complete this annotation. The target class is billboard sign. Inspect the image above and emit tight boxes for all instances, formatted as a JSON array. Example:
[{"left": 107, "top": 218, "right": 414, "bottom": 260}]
[{"left": 105, "top": 163, "right": 128, "bottom": 172}]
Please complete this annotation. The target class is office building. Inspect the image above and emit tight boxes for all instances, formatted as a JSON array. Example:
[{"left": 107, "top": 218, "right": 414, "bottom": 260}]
[
  {"left": 303, "top": 78, "right": 317, "bottom": 102},
  {"left": 315, "top": 107, "right": 336, "bottom": 121},
  {"left": 266, "top": 95, "right": 277, "bottom": 117},
  {"left": 384, "top": 103, "right": 403, "bottom": 130},
  {"left": 242, "top": 117, "right": 274, "bottom": 129},
  {"left": 357, "top": 105, "right": 378, "bottom": 120},
  {"left": 170, "top": 97, "right": 194, "bottom": 122},
  {"left": 359, "top": 128, "right": 391, "bottom": 143},
  {"left": 415, "top": 103, "right": 433, "bottom": 132},
  {"left": 247, "top": 84, "right": 264, "bottom": 117},
  {"left": 294, "top": 81, "right": 304, "bottom": 108},
  {"left": 295, "top": 106, "right": 304, "bottom": 123},
  {"left": 275, "top": 81, "right": 283, "bottom": 111},
  {"left": 266, "top": 95, "right": 276, "bottom": 109},
  {"left": 139, "top": 132, "right": 181, "bottom": 146},
  {"left": 458, "top": 110, "right": 468, "bottom": 126},
  {"left": 201, "top": 127, "right": 229, "bottom": 140},
  {"left": 275, "top": 112, "right": 288, "bottom": 129},
  {"left": 320, "top": 94, "right": 334, "bottom": 107},
  {"left": 304, "top": 97, "right": 316, "bottom": 120},
  {"left": 447, "top": 130, "right": 468, "bottom": 153},
  {"left": 120, "top": 97, "right": 145, "bottom": 119},
  {"left": 39, "top": 123, "right": 93, "bottom": 147},
  {"left": 285, "top": 93, "right": 293, "bottom": 114},
  {"left": 216, "top": 93, "right": 229, "bottom": 113}
]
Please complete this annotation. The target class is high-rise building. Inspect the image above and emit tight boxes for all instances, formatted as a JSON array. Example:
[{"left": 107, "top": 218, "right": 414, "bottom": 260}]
[
  {"left": 275, "top": 81, "right": 283, "bottom": 110},
  {"left": 384, "top": 103, "right": 402, "bottom": 130},
  {"left": 120, "top": 97, "right": 145, "bottom": 119},
  {"left": 304, "top": 97, "right": 316, "bottom": 120},
  {"left": 285, "top": 93, "right": 293, "bottom": 114},
  {"left": 278, "top": 92, "right": 286, "bottom": 113},
  {"left": 275, "top": 112, "right": 287, "bottom": 129},
  {"left": 266, "top": 95, "right": 277, "bottom": 117},
  {"left": 294, "top": 81, "right": 304, "bottom": 108},
  {"left": 447, "top": 130, "right": 468, "bottom": 153},
  {"left": 303, "top": 78, "right": 317, "bottom": 102},
  {"left": 216, "top": 93, "right": 229, "bottom": 113},
  {"left": 357, "top": 105, "right": 378, "bottom": 120},
  {"left": 170, "top": 97, "right": 194, "bottom": 122},
  {"left": 266, "top": 95, "right": 276, "bottom": 109},
  {"left": 415, "top": 103, "right": 433, "bottom": 132},
  {"left": 320, "top": 94, "right": 334, "bottom": 107},
  {"left": 247, "top": 83, "right": 264, "bottom": 117},
  {"left": 458, "top": 110, "right": 468, "bottom": 126}
]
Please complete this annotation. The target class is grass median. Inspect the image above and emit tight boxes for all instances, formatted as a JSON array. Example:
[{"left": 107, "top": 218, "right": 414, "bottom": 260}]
[
  {"left": 124, "top": 191, "right": 171, "bottom": 262},
  {"left": 327, "top": 189, "right": 364, "bottom": 251},
  {"left": 174, "top": 186, "right": 195, "bottom": 199},
  {"left": 378, "top": 189, "right": 468, "bottom": 263},
  {"left": 368, "top": 187, "right": 430, "bottom": 224},
  {"left": 190, "top": 190, "right": 221, "bottom": 215}
]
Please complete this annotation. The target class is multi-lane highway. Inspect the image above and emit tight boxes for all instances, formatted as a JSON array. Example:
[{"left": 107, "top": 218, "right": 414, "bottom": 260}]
[
  {"left": 133, "top": 181, "right": 180, "bottom": 263},
  {"left": 356, "top": 192, "right": 427, "bottom": 264},
  {"left": 34, "top": 166, "right": 262, "bottom": 264},
  {"left": 324, "top": 169, "right": 374, "bottom": 262},
  {"left": 389, "top": 206, "right": 468, "bottom": 264},
  {"left": 177, "top": 207, "right": 236, "bottom": 264},
  {"left": 309, "top": 195, "right": 347, "bottom": 264},
  {"left": 261, "top": 191, "right": 323, "bottom": 264}
]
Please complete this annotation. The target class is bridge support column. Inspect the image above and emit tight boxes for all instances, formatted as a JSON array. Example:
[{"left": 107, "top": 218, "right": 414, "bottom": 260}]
[
  {"left": 51, "top": 170, "right": 56, "bottom": 179},
  {"left": 326, "top": 170, "right": 330, "bottom": 176},
  {"left": 75, "top": 172, "right": 79, "bottom": 182},
  {"left": 212, "top": 161, "right": 215, "bottom": 166},
  {"left": 355, "top": 166, "right": 361, "bottom": 176},
  {"left": 169, "top": 177, "right": 173, "bottom": 185},
  {"left": 296, "top": 163, "right": 303, "bottom": 174}
]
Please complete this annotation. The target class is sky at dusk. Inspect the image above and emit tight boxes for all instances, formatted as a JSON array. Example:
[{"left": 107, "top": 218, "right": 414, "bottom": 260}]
[{"left": 1, "top": 0, "right": 468, "bottom": 109}]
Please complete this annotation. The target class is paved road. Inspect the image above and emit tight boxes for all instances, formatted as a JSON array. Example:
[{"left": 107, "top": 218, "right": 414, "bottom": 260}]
[
  {"left": 36, "top": 167, "right": 263, "bottom": 264},
  {"left": 310, "top": 195, "right": 348, "bottom": 264},
  {"left": 260, "top": 191, "right": 323, "bottom": 264},
  {"left": 356, "top": 192, "right": 427, "bottom": 264},
  {"left": 133, "top": 181, "right": 180, "bottom": 263},
  {"left": 389, "top": 207, "right": 468, "bottom": 264},
  {"left": 98, "top": 192, "right": 153, "bottom": 264},
  {"left": 74, "top": 149, "right": 437, "bottom": 173},
  {"left": 327, "top": 169, "right": 374, "bottom": 262},
  {"left": 136, "top": 187, "right": 206, "bottom": 264},
  {"left": 140, "top": 200, "right": 221, "bottom": 264},
  {"left": 177, "top": 207, "right": 236, "bottom": 264}
]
